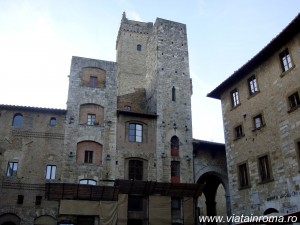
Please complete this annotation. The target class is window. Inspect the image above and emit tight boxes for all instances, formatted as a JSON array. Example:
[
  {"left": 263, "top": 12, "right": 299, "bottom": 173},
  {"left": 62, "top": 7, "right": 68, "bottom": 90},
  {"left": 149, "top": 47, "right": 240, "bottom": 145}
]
[
  {"left": 231, "top": 89, "right": 240, "bottom": 107},
  {"left": 89, "top": 76, "right": 98, "bottom": 87},
  {"left": 12, "top": 113, "right": 23, "bottom": 128},
  {"left": 258, "top": 155, "right": 272, "bottom": 182},
  {"left": 35, "top": 196, "right": 42, "bottom": 206},
  {"left": 238, "top": 163, "right": 249, "bottom": 188},
  {"left": 234, "top": 125, "right": 244, "bottom": 139},
  {"left": 137, "top": 44, "right": 142, "bottom": 51},
  {"left": 84, "top": 151, "right": 93, "bottom": 163},
  {"left": 171, "top": 197, "right": 182, "bottom": 223},
  {"left": 87, "top": 114, "right": 96, "bottom": 125},
  {"left": 129, "top": 160, "right": 143, "bottom": 180},
  {"left": 288, "top": 92, "right": 300, "bottom": 110},
  {"left": 124, "top": 105, "right": 131, "bottom": 111},
  {"left": 17, "top": 195, "right": 24, "bottom": 204},
  {"left": 297, "top": 141, "right": 300, "bottom": 169},
  {"left": 79, "top": 179, "right": 97, "bottom": 185},
  {"left": 6, "top": 162, "right": 18, "bottom": 176},
  {"left": 248, "top": 75, "right": 259, "bottom": 95},
  {"left": 46, "top": 165, "right": 56, "bottom": 180},
  {"left": 171, "top": 136, "right": 179, "bottom": 156},
  {"left": 279, "top": 48, "right": 293, "bottom": 72},
  {"left": 253, "top": 114, "right": 264, "bottom": 129},
  {"left": 49, "top": 117, "right": 57, "bottom": 126},
  {"left": 128, "top": 123, "right": 143, "bottom": 142},
  {"left": 128, "top": 196, "right": 143, "bottom": 211},
  {"left": 171, "top": 161, "right": 180, "bottom": 183},
  {"left": 172, "top": 86, "right": 176, "bottom": 101}
]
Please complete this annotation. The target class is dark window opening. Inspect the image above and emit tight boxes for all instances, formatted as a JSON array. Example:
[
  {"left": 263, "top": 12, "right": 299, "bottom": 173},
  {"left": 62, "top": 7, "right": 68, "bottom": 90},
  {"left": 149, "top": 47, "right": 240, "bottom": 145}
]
[
  {"left": 235, "top": 125, "right": 244, "bottom": 139},
  {"left": 288, "top": 92, "right": 300, "bottom": 110},
  {"left": 172, "top": 86, "right": 176, "bottom": 101},
  {"left": 171, "top": 161, "right": 180, "bottom": 183},
  {"left": 128, "top": 196, "right": 143, "bottom": 211},
  {"left": 171, "top": 136, "right": 179, "bottom": 156},
  {"left": 259, "top": 155, "right": 271, "bottom": 182},
  {"left": 84, "top": 151, "right": 93, "bottom": 163},
  {"left": 137, "top": 44, "right": 142, "bottom": 51},
  {"left": 17, "top": 195, "right": 24, "bottom": 204},
  {"left": 238, "top": 163, "right": 249, "bottom": 187},
  {"left": 129, "top": 160, "right": 143, "bottom": 180},
  {"left": 35, "top": 196, "right": 42, "bottom": 205}
]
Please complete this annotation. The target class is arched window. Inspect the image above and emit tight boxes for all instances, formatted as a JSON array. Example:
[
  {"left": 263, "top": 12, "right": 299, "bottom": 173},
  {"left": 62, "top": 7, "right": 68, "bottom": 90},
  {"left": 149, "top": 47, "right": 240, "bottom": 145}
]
[
  {"left": 137, "top": 44, "right": 142, "bottom": 51},
  {"left": 12, "top": 113, "right": 23, "bottom": 128},
  {"left": 79, "top": 179, "right": 97, "bottom": 185},
  {"left": 171, "top": 136, "right": 179, "bottom": 156},
  {"left": 172, "top": 86, "right": 176, "bottom": 101}
]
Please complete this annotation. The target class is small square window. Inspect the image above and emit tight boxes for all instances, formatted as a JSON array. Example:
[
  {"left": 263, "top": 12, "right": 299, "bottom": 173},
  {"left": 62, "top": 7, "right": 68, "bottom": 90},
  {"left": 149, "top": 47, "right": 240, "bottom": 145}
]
[
  {"left": 253, "top": 114, "right": 264, "bottom": 129},
  {"left": 279, "top": 48, "right": 293, "bottom": 72},
  {"left": 248, "top": 75, "right": 259, "bottom": 95},
  {"left": 288, "top": 92, "right": 300, "bottom": 110},
  {"left": 234, "top": 125, "right": 244, "bottom": 139},
  {"left": 230, "top": 89, "right": 240, "bottom": 107}
]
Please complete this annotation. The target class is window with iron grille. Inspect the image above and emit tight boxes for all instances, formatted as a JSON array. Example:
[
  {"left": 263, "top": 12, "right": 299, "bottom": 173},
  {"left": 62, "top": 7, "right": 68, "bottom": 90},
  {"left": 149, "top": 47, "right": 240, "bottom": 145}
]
[{"left": 279, "top": 48, "right": 293, "bottom": 72}]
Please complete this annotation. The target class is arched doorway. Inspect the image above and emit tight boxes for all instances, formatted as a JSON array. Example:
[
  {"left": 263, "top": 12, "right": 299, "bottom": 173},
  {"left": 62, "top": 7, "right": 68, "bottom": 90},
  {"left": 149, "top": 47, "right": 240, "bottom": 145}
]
[{"left": 0, "top": 213, "right": 21, "bottom": 225}]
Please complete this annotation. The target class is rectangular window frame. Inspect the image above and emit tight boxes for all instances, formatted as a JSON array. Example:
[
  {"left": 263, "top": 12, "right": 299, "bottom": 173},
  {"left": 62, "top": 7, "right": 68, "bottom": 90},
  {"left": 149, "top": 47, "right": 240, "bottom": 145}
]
[
  {"left": 46, "top": 165, "right": 56, "bottom": 180},
  {"left": 87, "top": 114, "right": 96, "bottom": 126},
  {"left": 129, "top": 160, "right": 143, "bottom": 180},
  {"left": 258, "top": 154, "right": 272, "bottom": 183},
  {"left": 89, "top": 76, "right": 98, "bottom": 87},
  {"left": 6, "top": 161, "right": 18, "bottom": 177},
  {"left": 128, "top": 123, "right": 143, "bottom": 143},
  {"left": 253, "top": 114, "right": 264, "bottom": 130},
  {"left": 247, "top": 75, "right": 259, "bottom": 96},
  {"left": 230, "top": 88, "right": 240, "bottom": 108},
  {"left": 234, "top": 124, "right": 244, "bottom": 140},
  {"left": 288, "top": 91, "right": 300, "bottom": 112},
  {"left": 238, "top": 162, "right": 250, "bottom": 189},
  {"left": 296, "top": 140, "right": 300, "bottom": 172},
  {"left": 279, "top": 48, "right": 293, "bottom": 72},
  {"left": 84, "top": 151, "right": 94, "bottom": 164}
]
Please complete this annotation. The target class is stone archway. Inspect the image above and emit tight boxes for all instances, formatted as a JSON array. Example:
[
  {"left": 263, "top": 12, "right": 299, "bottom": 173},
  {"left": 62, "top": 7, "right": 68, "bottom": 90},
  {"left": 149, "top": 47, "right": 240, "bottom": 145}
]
[{"left": 0, "top": 214, "right": 21, "bottom": 225}]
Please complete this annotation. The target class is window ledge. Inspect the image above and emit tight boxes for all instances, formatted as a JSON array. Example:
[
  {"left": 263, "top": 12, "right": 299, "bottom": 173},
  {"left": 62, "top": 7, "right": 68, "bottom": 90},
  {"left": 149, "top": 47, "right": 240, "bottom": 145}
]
[
  {"left": 247, "top": 91, "right": 260, "bottom": 99},
  {"left": 252, "top": 124, "right": 266, "bottom": 132},
  {"left": 258, "top": 178, "right": 274, "bottom": 185},
  {"left": 280, "top": 65, "right": 295, "bottom": 78},
  {"left": 238, "top": 185, "right": 251, "bottom": 190},
  {"left": 233, "top": 135, "right": 245, "bottom": 141},
  {"left": 231, "top": 103, "right": 241, "bottom": 111},
  {"left": 287, "top": 105, "right": 300, "bottom": 113}
]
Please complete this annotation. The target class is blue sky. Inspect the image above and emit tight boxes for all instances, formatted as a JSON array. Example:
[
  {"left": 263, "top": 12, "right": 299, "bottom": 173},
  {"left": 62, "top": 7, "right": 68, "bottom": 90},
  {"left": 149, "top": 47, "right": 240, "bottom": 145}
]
[{"left": 0, "top": 0, "right": 299, "bottom": 143}]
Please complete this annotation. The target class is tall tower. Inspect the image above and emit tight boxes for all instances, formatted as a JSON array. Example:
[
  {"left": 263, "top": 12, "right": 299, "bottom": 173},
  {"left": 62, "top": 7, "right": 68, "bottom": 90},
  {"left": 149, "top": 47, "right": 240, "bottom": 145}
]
[{"left": 116, "top": 12, "right": 153, "bottom": 96}]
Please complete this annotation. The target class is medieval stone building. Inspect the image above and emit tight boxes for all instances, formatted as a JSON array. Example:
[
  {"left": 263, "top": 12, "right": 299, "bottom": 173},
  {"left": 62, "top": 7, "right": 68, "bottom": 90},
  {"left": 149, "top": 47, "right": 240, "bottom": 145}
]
[
  {"left": 0, "top": 13, "right": 228, "bottom": 225},
  {"left": 208, "top": 13, "right": 300, "bottom": 221}
]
